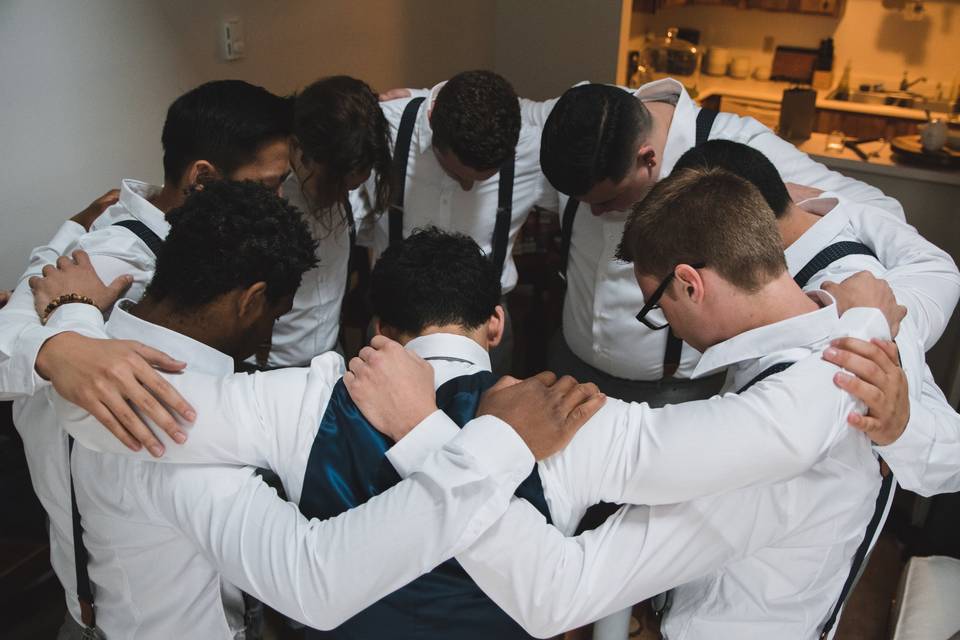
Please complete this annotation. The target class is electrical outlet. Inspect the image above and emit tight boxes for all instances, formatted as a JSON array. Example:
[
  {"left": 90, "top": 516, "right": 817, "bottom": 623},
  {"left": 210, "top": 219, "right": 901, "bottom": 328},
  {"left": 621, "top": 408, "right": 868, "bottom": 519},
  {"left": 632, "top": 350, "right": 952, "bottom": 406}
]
[{"left": 221, "top": 18, "right": 245, "bottom": 61}]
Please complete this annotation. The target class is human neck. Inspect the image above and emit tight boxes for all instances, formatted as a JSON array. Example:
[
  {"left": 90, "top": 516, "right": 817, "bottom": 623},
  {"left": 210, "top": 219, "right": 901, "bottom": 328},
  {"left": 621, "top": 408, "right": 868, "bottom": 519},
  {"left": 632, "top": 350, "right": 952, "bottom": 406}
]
[
  {"left": 130, "top": 297, "right": 232, "bottom": 356},
  {"left": 715, "top": 273, "right": 821, "bottom": 343},
  {"left": 149, "top": 183, "right": 187, "bottom": 214},
  {"left": 777, "top": 202, "right": 822, "bottom": 249},
  {"left": 392, "top": 324, "right": 488, "bottom": 351},
  {"left": 643, "top": 101, "right": 675, "bottom": 180}
]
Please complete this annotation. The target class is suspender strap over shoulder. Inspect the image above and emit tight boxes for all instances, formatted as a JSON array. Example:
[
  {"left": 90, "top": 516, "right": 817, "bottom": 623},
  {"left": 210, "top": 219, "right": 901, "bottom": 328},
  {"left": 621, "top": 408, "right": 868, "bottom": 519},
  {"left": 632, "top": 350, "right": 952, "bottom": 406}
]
[
  {"left": 491, "top": 155, "right": 516, "bottom": 275},
  {"left": 695, "top": 108, "right": 719, "bottom": 146},
  {"left": 794, "top": 241, "right": 878, "bottom": 289},
  {"left": 389, "top": 96, "right": 426, "bottom": 246},
  {"left": 68, "top": 437, "right": 96, "bottom": 629},
  {"left": 737, "top": 361, "right": 794, "bottom": 393},
  {"left": 819, "top": 472, "right": 895, "bottom": 639},
  {"left": 557, "top": 196, "right": 579, "bottom": 281},
  {"left": 112, "top": 219, "right": 163, "bottom": 257}
]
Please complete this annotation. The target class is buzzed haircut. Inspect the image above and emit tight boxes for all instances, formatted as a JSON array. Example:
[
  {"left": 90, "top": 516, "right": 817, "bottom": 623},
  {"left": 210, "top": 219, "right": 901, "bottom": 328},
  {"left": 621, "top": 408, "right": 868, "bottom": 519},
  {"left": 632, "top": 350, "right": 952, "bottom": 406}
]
[
  {"left": 294, "top": 75, "right": 392, "bottom": 214},
  {"left": 616, "top": 167, "right": 787, "bottom": 292},
  {"left": 673, "top": 140, "right": 792, "bottom": 217},
  {"left": 145, "top": 180, "right": 318, "bottom": 309},
  {"left": 161, "top": 80, "right": 293, "bottom": 183},
  {"left": 430, "top": 70, "right": 521, "bottom": 171},
  {"left": 540, "top": 83, "right": 653, "bottom": 197},
  {"left": 371, "top": 227, "right": 501, "bottom": 336}
]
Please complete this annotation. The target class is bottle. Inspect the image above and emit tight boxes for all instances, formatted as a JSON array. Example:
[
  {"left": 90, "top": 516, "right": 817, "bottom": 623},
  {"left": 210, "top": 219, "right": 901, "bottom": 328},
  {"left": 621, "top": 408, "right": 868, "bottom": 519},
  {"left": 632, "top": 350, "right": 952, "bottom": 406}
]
[{"left": 834, "top": 61, "right": 851, "bottom": 101}]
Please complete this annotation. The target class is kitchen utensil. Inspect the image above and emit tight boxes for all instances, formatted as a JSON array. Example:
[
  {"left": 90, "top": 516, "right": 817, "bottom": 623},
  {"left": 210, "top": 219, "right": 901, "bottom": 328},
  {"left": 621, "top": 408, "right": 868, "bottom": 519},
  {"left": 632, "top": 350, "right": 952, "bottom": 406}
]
[
  {"left": 890, "top": 135, "right": 960, "bottom": 167},
  {"left": 825, "top": 130, "right": 845, "bottom": 153},
  {"left": 753, "top": 67, "right": 771, "bottom": 81},
  {"left": 778, "top": 88, "right": 817, "bottom": 141},
  {"left": 638, "top": 27, "right": 701, "bottom": 86},
  {"left": 920, "top": 118, "right": 948, "bottom": 152},
  {"left": 705, "top": 47, "right": 730, "bottom": 76},
  {"left": 730, "top": 56, "right": 751, "bottom": 79}
]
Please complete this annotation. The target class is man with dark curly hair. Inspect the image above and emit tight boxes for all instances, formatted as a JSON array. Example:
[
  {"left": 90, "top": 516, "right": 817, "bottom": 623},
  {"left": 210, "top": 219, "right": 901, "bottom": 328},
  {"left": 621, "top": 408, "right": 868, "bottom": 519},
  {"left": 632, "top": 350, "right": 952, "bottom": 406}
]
[{"left": 357, "top": 70, "right": 556, "bottom": 375}]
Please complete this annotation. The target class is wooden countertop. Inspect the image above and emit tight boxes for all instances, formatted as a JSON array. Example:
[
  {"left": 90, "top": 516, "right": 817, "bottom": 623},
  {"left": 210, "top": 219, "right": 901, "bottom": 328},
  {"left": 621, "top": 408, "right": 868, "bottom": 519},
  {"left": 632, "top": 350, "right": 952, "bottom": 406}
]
[{"left": 796, "top": 132, "right": 960, "bottom": 187}]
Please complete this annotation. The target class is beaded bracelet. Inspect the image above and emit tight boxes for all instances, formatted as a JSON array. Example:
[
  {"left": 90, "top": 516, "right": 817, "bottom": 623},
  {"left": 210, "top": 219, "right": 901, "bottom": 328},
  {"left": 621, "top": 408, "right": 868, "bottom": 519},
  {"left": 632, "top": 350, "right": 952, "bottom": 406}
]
[{"left": 41, "top": 293, "right": 97, "bottom": 325}]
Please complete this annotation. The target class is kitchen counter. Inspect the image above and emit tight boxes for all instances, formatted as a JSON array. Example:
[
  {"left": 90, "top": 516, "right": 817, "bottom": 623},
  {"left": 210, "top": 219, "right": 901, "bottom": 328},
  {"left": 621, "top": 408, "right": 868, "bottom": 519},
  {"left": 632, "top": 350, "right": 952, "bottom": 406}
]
[
  {"left": 696, "top": 75, "right": 956, "bottom": 121},
  {"left": 796, "top": 132, "right": 960, "bottom": 187}
]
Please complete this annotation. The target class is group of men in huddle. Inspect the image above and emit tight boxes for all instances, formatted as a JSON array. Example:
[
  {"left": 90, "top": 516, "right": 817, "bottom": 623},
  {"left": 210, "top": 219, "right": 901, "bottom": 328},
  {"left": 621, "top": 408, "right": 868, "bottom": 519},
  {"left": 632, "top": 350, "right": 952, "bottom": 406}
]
[{"left": 1, "top": 68, "right": 959, "bottom": 640}]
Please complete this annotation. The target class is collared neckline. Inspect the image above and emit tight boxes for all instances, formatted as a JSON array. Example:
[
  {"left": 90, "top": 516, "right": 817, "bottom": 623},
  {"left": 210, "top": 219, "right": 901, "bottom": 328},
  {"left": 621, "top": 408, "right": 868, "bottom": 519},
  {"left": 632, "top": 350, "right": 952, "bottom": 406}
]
[
  {"left": 784, "top": 199, "right": 853, "bottom": 278},
  {"left": 118, "top": 179, "right": 170, "bottom": 240},
  {"left": 413, "top": 82, "right": 446, "bottom": 155},
  {"left": 633, "top": 78, "right": 696, "bottom": 179},
  {"left": 405, "top": 332, "right": 491, "bottom": 372},
  {"left": 106, "top": 299, "right": 234, "bottom": 376},
  {"left": 692, "top": 291, "right": 839, "bottom": 378}
]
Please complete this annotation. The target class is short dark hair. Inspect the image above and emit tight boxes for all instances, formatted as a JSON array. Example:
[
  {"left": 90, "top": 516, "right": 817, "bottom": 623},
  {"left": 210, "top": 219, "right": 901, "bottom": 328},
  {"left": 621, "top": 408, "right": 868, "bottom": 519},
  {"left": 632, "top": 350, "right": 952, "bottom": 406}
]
[
  {"left": 145, "top": 181, "right": 318, "bottom": 309},
  {"left": 161, "top": 80, "right": 293, "bottom": 182},
  {"left": 673, "top": 140, "right": 791, "bottom": 217},
  {"left": 294, "top": 75, "right": 392, "bottom": 216},
  {"left": 540, "top": 84, "right": 653, "bottom": 196},
  {"left": 371, "top": 227, "right": 501, "bottom": 335},
  {"left": 431, "top": 70, "right": 521, "bottom": 171},
  {"left": 617, "top": 167, "right": 786, "bottom": 292}
]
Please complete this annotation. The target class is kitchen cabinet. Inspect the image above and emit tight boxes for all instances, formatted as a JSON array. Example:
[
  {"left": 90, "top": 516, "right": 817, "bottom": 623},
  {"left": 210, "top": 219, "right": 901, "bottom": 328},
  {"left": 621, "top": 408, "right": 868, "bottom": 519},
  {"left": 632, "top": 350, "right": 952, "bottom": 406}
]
[{"left": 815, "top": 109, "right": 919, "bottom": 139}]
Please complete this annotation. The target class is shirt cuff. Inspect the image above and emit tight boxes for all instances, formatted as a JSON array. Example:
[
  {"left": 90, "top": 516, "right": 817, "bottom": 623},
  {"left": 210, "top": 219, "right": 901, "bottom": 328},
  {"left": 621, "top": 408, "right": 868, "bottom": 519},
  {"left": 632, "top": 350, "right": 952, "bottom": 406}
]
[
  {"left": 46, "top": 302, "right": 106, "bottom": 336},
  {"left": 386, "top": 409, "right": 461, "bottom": 478},
  {"left": 875, "top": 398, "right": 932, "bottom": 461},
  {"left": 450, "top": 415, "right": 535, "bottom": 483}
]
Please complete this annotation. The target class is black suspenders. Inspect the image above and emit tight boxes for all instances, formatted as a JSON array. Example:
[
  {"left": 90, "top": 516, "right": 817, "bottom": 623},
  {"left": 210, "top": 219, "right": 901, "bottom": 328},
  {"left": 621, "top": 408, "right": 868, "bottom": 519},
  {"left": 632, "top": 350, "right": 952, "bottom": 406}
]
[
  {"left": 793, "top": 241, "right": 877, "bottom": 289},
  {"left": 112, "top": 219, "right": 164, "bottom": 256},
  {"left": 388, "top": 96, "right": 516, "bottom": 275},
  {"left": 68, "top": 437, "right": 97, "bottom": 631}
]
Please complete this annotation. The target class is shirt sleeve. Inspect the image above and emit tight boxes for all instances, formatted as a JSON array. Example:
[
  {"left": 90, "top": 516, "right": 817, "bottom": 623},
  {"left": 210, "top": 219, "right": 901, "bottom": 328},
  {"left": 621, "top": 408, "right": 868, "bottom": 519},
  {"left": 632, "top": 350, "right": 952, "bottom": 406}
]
[
  {"left": 150, "top": 416, "right": 534, "bottom": 630},
  {"left": 22, "top": 221, "right": 86, "bottom": 281},
  {"left": 728, "top": 117, "right": 905, "bottom": 219},
  {"left": 837, "top": 198, "right": 960, "bottom": 349},
  {"left": 457, "top": 483, "right": 787, "bottom": 638},
  {"left": 876, "top": 363, "right": 960, "bottom": 496}
]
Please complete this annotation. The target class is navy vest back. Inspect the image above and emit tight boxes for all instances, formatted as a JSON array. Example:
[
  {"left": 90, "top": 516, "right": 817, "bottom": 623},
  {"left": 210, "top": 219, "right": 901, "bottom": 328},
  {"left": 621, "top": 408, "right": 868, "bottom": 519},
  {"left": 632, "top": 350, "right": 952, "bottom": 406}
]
[{"left": 300, "top": 370, "right": 550, "bottom": 640}]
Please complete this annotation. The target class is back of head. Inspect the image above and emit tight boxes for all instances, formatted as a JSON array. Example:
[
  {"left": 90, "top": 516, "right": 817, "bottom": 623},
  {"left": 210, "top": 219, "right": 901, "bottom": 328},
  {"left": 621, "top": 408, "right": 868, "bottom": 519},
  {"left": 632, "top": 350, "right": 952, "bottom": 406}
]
[
  {"left": 294, "top": 75, "right": 392, "bottom": 213},
  {"left": 145, "top": 181, "right": 318, "bottom": 309},
  {"left": 673, "top": 140, "right": 791, "bottom": 217},
  {"left": 371, "top": 227, "right": 501, "bottom": 336},
  {"left": 431, "top": 70, "right": 521, "bottom": 171},
  {"left": 541, "top": 84, "right": 652, "bottom": 196},
  {"left": 617, "top": 166, "right": 786, "bottom": 291},
  {"left": 161, "top": 80, "right": 293, "bottom": 183}
]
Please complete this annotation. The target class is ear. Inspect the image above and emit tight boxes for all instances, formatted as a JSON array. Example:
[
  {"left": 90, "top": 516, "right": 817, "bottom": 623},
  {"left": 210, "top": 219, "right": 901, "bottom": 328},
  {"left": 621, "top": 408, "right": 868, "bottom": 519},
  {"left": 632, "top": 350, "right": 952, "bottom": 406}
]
[
  {"left": 184, "top": 160, "right": 221, "bottom": 192},
  {"left": 237, "top": 282, "right": 269, "bottom": 325},
  {"left": 674, "top": 264, "right": 705, "bottom": 304},
  {"left": 485, "top": 305, "right": 506, "bottom": 348},
  {"left": 636, "top": 144, "right": 657, "bottom": 171}
]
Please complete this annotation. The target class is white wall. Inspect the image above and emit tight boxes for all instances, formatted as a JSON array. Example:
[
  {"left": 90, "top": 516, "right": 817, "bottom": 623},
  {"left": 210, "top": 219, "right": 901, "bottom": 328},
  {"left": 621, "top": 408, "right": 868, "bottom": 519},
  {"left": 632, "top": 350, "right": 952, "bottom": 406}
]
[{"left": 0, "top": 0, "right": 202, "bottom": 285}]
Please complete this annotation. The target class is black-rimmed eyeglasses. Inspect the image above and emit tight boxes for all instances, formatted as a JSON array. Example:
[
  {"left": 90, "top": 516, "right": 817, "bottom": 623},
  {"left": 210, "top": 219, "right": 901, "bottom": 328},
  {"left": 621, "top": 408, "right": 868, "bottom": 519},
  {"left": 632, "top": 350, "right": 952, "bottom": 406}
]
[{"left": 635, "top": 262, "right": 706, "bottom": 330}]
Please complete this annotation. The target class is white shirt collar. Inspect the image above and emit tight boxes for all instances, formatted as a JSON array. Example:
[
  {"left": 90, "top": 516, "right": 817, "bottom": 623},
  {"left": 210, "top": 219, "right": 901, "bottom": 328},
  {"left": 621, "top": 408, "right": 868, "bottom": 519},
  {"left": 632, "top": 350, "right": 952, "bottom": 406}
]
[
  {"left": 633, "top": 78, "right": 696, "bottom": 179},
  {"left": 105, "top": 299, "right": 234, "bottom": 376},
  {"left": 405, "top": 332, "right": 491, "bottom": 375},
  {"left": 692, "top": 290, "right": 839, "bottom": 379},
  {"left": 784, "top": 199, "right": 853, "bottom": 278},
  {"left": 117, "top": 178, "right": 170, "bottom": 239},
  {"left": 413, "top": 81, "right": 447, "bottom": 155}
]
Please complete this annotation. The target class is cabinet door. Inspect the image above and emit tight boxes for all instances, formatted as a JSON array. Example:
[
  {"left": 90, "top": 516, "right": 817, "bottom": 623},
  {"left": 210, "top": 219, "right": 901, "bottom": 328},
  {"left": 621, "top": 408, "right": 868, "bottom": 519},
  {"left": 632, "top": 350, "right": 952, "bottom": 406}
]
[
  {"left": 797, "top": 0, "right": 841, "bottom": 15},
  {"left": 719, "top": 96, "right": 781, "bottom": 129}
]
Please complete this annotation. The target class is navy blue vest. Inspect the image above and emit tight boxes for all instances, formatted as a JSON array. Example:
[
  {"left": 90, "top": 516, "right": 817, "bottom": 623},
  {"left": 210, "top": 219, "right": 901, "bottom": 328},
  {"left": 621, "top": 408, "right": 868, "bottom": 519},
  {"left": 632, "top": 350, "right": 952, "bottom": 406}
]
[{"left": 300, "top": 370, "right": 550, "bottom": 640}]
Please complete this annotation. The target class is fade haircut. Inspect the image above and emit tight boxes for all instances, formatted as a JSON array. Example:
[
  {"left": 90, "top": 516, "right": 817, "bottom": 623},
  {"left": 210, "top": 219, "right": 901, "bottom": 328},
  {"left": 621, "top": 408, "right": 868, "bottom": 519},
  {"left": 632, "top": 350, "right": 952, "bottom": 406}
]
[
  {"left": 161, "top": 80, "right": 293, "bottom": 182},
  {"left": 540, "top": 84, "right": 653, "bottom": 196},
  {"left": 673, "top": 140, "right": 792, "bottom": 217},
  {"left": 294, "top": 75, "right": 392, "bottom": 216},
  {"left": 145, "top": 181, "right": 318, "bottom": 309},
  {"left": 616, "top": 167, "right": 787, "bottom": 292},
  {"left": 431, "top": 70, "right": 521, "bottom": 171},
  {"left": 371, "top": 227, "right": 501, "bottom": 336}
]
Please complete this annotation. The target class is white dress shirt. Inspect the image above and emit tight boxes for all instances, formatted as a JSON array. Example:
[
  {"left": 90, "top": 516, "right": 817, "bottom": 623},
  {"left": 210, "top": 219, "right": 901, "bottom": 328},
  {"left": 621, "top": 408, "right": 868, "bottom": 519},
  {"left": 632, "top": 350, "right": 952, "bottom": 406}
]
[
  {"left": 785, "top": 195, "right": 960, "bottom": 496},
  {"left": 356, "top": 83, "right": 554, "bottom": 294},
  {"left": 51, "top": 305, "right": 533, "bottom": 637},
  {"left": 266, "top": 172, "right": 351, "bottom": 367},
  {"left": 62, "top": 299, "right": 888, "bottom": 639},
  {"left": 555, "top": 78, "right": 905, "bottom": 382}
]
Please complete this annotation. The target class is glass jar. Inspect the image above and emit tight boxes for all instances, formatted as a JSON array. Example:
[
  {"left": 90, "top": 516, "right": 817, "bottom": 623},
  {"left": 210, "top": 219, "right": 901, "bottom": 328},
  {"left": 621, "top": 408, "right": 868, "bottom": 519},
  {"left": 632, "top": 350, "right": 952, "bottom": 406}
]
[{"left": 637, "top": 27, "right": 701, "bottom": 96}]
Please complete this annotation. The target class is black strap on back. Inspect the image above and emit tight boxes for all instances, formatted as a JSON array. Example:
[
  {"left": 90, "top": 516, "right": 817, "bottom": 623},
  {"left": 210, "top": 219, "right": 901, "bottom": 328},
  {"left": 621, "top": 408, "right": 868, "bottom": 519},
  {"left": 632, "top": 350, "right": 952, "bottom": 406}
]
[
  {"left": 68, "top": 437, "right": 96, "bottom": 630},
  {"left": 490, "top": 155, "right": 516, "bottom": 275},
  {"left": 112, "top": 219, "right": 163, "bottom": 257},
  {"left": 819, "top": 472, "right": 894, "bottom": 638},
  {"left": 737, "top": 361, "right": 794, "bottom": 394},
  {"left": 794, "top": 241, "right": 877, "bottom": 289},
  {"left": 661, "top": 108, "right": 720, "bottom": 377},
  {"left": 557, "top": 196, "right": 579, "bottom": 282},
  {"left": 389, "top": 97, "right": 425, "bottom": 246}
]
